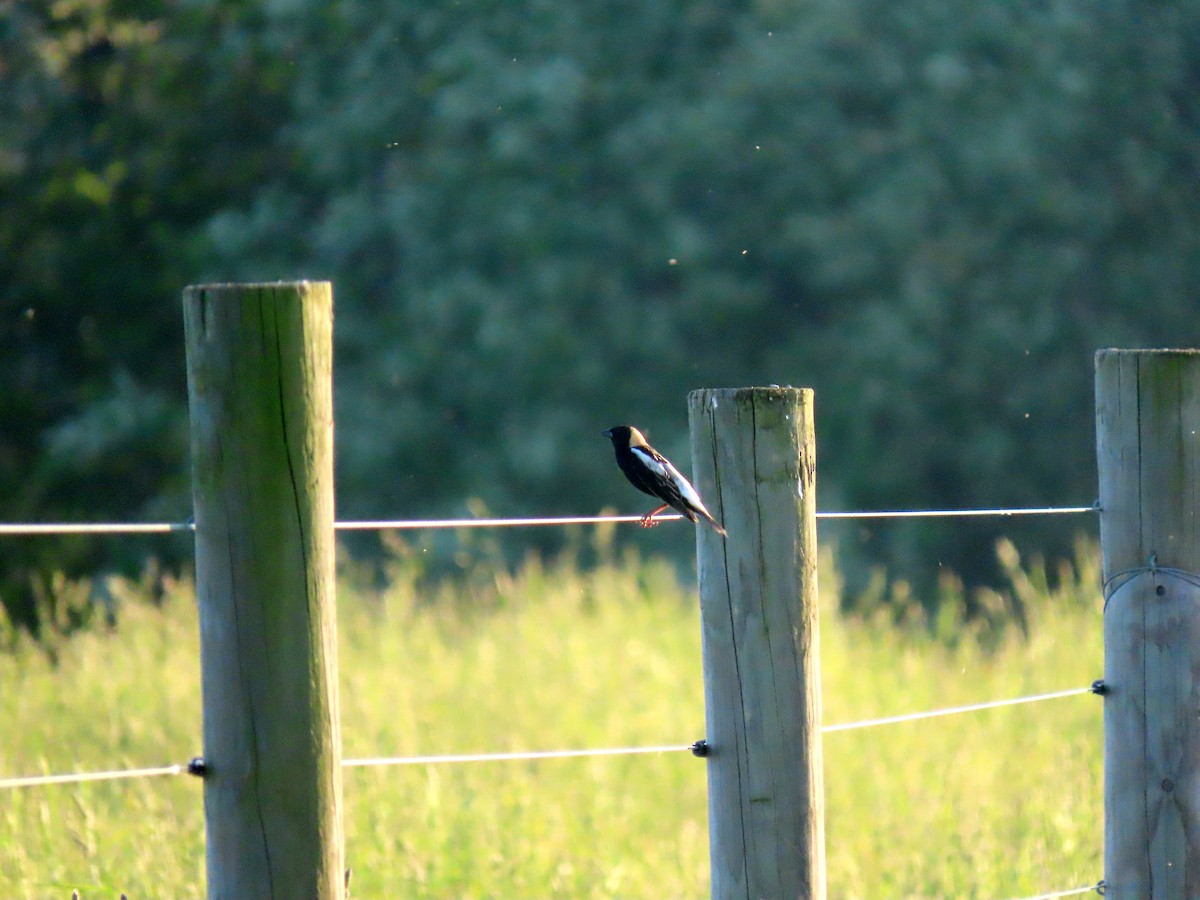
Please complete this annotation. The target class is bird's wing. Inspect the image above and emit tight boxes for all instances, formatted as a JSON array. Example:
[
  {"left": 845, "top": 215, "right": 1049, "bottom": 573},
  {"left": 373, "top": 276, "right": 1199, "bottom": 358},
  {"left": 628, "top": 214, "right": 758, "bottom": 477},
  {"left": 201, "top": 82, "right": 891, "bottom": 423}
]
[
  {"left": 659, "top": 457, "right": 712, "bottom": 516},
  {"left": 631, "top": 446, "right": 709, "bottom": 518}
]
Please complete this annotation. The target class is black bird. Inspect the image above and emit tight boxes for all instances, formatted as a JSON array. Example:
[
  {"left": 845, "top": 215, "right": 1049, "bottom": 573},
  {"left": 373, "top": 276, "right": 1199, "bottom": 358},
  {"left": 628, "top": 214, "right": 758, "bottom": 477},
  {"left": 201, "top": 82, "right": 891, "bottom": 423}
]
[{"left": 603, "top": 425, "right": 727, "bottom": 537}]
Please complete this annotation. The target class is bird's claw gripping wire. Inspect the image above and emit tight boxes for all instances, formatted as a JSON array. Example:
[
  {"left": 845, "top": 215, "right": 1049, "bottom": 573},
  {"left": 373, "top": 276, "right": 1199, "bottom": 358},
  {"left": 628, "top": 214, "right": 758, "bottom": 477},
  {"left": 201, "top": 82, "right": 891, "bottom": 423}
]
[{"left": 639, "top": 505, "right": 669, "bottom": 528}]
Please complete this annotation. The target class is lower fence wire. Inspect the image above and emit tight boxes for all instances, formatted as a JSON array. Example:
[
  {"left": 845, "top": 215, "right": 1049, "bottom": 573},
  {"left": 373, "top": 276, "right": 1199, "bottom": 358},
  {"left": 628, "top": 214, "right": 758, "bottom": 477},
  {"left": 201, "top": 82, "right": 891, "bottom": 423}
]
[
  {"left": 0, "top": 763, "right": 187, "bottom": 790},
  {"left": 0, "top": 685, "right": 1094, "bottom": 789},
  {"left": 821, "top": 686, "right": 1094, "bottom": 733},
  {"left": 0, "top": 689, "right": 1102, "bottom": 900},
  {"left": 1007, "top": 883, "right": 1105, "bottom": 899},
  {"left": 344, "top": 743, "right": 694, "bottom": 769}
]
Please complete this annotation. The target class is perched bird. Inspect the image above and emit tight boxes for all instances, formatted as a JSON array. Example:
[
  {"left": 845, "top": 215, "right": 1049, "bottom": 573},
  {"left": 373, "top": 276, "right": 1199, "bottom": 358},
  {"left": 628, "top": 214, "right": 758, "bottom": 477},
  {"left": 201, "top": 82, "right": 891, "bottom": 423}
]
[{"left": 603, "top": 425, "right": 727, "bottom": 537}]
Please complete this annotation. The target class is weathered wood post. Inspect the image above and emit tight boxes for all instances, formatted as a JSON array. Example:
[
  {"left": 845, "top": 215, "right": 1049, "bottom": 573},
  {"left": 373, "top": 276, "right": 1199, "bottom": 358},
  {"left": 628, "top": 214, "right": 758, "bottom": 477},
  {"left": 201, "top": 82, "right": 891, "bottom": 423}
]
[
  {"left": 1097, "top": 349, "right": 1200, "bottom": 899},
  {"left": 688, "top": 387, "right": 826, "bottom": 900},
  {"left": 184, "top": 282, "right": 344, "bottom": 900}
]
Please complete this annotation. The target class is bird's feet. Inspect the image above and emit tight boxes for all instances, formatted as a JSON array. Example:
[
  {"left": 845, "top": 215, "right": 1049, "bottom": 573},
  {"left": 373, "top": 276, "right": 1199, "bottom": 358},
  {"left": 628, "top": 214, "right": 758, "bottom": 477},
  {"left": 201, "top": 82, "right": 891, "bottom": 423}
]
[{"left": 639, "top": 513, "right": 662, "bottom": 529}]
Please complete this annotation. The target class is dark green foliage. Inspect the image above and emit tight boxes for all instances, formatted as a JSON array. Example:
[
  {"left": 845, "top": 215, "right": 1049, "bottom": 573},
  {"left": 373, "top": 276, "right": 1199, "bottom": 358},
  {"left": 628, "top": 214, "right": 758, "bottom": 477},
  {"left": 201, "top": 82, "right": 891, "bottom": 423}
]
[
  {"left": 2, "top": 0, "right": 1199, "bottom": 633},
  {"left": 0, "top": 0, "right": 289, "bottom": 634}
]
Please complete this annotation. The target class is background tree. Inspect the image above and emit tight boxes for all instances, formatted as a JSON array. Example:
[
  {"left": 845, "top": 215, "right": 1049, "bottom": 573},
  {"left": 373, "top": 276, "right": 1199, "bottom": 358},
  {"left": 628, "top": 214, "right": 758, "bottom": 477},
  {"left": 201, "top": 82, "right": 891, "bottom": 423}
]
[
  {"left": 211, "top": 0, "right": 1199, "bottom": 587},
  {"left": 0, "top": 0, "right": 289, "bottom": 636},
  {"left": 2, "top": 0, "right": 1198, "bottom": 635}
]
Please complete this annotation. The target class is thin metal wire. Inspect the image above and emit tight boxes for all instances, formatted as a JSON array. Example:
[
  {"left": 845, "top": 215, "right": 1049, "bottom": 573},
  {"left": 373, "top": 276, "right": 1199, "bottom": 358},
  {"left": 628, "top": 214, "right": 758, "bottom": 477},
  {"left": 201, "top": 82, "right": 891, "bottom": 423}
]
[
  {"left": 335, "top": 514, "right": 684, "bottom": 530},
  {"left": 347, "top": 689, "right": 1094, "bottom": 767},
  {"left": 344, "top": 744, "right": 694, "bottom": 769},
  {"left": 330, "top": 688, "right": 1101, "bottom": 772},
  {"left": 817, "top": 505, "right": 1097, "bottom": 520},
  {"left": 1103, "top": 555, "right": 1200, "bottom": 608},
  {"left": 0, "top": 747, "right": 692, "bottom": 790},
  {"left": 821, "top": 687, "right": 1094, "bottom": 734},
  {"left": 0, "top": 688, "right": 1094, "bottom": 788},
  {"left": 1002, "top": 883, "right": 1104, "bottom": 900},
  {"left": 0, "top": 763, "right": 186, "bottom": 790},
  {"left": 344, "top": 506, "right": 1098, "bottom": 529},
  {"left": 0, "top": 522, "right": 195, "bottom": 535},
  {"left": 0, "top": 504, "right": 1098, "bottom": 536}
]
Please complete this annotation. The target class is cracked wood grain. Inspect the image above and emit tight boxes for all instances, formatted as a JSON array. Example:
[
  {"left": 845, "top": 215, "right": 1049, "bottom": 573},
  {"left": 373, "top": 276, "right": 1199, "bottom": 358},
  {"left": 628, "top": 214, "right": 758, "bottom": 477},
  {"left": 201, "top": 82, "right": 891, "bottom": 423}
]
[
  {"left": 184, "top": 282, "right": 344, "bottom": 900},
  {"left": 689, "top": 387, "right": 826, "bottom": 900}
]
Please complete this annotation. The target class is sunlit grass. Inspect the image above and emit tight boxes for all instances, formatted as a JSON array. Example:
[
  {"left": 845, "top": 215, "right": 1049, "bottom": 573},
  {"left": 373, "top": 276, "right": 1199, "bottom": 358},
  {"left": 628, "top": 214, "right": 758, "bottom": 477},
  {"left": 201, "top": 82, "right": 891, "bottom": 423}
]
[{"left": 0, "top": 536, "right": 1102, "bottom": 899}]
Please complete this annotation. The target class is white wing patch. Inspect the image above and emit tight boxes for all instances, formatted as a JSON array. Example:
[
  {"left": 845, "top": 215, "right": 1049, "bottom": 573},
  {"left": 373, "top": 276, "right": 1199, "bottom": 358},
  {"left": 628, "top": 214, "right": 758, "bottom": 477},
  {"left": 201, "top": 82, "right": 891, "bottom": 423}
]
[
  {"left": 663, "top": 459, "right": 709, "bottom": 513},
  {"left": 632, "top": 444, "right": 717, "bottom": 519},
  {"left": 631, "top": 446, "right": 668, "bottom": 478}
]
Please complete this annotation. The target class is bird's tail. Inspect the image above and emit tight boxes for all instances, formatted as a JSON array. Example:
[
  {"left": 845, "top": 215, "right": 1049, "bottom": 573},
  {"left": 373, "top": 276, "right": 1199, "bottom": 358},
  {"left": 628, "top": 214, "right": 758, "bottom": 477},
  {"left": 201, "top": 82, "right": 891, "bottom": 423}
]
[{"left": 699, "top": 509, "right": 727, "bottom": 537}]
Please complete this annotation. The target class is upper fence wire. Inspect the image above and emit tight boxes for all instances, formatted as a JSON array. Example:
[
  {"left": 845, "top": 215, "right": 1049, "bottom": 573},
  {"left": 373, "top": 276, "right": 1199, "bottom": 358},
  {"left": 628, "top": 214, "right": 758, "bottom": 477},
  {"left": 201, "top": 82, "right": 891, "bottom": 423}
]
[{"left": 0, "top": 504, "right": 1098, "bottom": 536}]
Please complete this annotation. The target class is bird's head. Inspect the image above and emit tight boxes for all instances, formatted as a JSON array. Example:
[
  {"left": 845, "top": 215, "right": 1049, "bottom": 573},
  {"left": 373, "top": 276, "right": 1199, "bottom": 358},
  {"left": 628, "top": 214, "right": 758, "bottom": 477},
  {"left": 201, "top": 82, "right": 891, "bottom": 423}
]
[{"left": 602, "top": 425, "right": 647, "bottom": 448}]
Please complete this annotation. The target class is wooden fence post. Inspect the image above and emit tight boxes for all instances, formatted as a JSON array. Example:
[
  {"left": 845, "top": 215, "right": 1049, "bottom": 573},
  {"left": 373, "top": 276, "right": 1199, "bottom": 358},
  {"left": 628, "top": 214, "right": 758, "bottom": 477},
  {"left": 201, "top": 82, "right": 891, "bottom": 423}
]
[
  {"left": 1097, "top": 349, "right": 1200, "bottom": 899},
  {"left": 688, "top": 387, "right": 826, "bottom": 900},
  {"left": 184, "top": 282, "right": 344, "bottom": 900}
]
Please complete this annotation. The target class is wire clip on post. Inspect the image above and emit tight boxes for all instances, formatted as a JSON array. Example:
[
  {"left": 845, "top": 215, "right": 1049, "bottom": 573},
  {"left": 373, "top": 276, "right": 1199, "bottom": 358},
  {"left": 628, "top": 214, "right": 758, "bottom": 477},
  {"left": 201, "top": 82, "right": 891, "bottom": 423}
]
[
  {"left": 1091, "top": 679, "right": 1108, "bottom": 696},
  {"left": 690, "top": 740, "right": 709, "bottom": 758},
  {"left": 187, "top": 756, "right": 207, "bottom": 777}
]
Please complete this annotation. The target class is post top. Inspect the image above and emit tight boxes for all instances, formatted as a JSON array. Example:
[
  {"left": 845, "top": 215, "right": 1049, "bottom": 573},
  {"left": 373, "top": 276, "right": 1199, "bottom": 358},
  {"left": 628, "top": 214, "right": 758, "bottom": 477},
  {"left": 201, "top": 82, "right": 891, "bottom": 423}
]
[
  {"left": 688, "top": 386, "right": 813, "bottom": 404},
  {"left": 185, "top": 280, "right": 328, "bottom": 292},
  {"left": 1096, "top": 348, "right": 1200, "bottom": 359}
]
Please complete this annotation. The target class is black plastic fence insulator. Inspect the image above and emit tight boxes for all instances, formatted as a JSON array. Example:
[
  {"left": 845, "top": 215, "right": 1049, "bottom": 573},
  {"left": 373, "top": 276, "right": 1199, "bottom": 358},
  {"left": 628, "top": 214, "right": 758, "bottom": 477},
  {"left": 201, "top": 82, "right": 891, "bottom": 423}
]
[
  {"left": 187, "top": 756, "right": 207, "bottom": 777},
  {"left": 1091, "top": 679, "right": 1108, "bottom": 696},
  {"left": 690, "top": 740, "right": 709, "bottom": 758}
]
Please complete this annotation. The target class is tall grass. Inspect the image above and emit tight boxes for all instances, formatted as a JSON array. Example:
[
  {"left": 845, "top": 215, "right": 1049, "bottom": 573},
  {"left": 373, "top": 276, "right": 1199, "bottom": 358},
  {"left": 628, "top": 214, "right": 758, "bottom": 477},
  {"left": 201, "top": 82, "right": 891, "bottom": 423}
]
[{"left": 0, "top": 534, "right": 1102, "bottom": 899}]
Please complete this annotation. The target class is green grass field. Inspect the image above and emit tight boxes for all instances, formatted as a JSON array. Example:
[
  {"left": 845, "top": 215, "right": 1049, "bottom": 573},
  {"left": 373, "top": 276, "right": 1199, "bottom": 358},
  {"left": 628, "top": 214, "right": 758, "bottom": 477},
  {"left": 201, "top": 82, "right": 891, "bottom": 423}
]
[{"left": 0, "top": 535, "right": 1103, "bottom": 899}]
